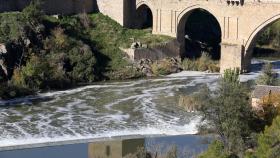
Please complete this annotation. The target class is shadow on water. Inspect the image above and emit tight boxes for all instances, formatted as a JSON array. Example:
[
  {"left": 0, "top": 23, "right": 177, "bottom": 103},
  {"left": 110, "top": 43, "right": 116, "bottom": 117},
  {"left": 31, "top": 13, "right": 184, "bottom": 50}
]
[
  {"left": 0, "top": 96, "right": 53, "bottom": 107},
  {"left": 250, "top": 60, "right": 280, "bottom": 72}
]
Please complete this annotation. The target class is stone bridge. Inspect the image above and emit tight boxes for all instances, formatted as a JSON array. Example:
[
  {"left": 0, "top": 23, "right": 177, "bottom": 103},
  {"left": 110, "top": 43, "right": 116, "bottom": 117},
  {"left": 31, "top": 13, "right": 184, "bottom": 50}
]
[
  {"left": 97, "top": 0, "right": 280, "bottom": 72},
  {"left": 2, "top": 0, "right": 280, "bottom": 72},
  {"left": 128, "top": 0, "right": 280, "bottom": 72}
]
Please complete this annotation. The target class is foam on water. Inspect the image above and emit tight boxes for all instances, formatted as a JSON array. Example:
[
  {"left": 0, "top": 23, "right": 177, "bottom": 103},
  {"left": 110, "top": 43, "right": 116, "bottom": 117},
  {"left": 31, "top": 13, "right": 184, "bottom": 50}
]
[
  {"left": 0, "top": 59, "right": 279, "bottom": 149},
  {"left": 0, "top": 116, "right": 200, "bottom": 148}
]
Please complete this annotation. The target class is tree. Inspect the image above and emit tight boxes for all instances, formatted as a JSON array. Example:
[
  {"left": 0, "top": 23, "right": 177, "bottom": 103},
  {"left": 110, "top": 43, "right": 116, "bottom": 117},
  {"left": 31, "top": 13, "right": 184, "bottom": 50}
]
[
  {"left": 254, "top": 116, "right": 280, "bottom": 158},
  {"left": 22, "top": 0, "right": 45, "bottom": 25},
  {"left": 198, "top": 140, "right": 229, "bottom": 158},
  {"left": 257, "top": 63, "right": 279, "bottom": 86},
  {"left": 197, "top": 69, "right": 253, "bottom": 157}
]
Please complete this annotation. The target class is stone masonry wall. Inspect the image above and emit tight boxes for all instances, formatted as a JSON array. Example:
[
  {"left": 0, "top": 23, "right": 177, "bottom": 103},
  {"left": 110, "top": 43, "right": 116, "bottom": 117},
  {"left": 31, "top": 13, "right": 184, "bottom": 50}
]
[
  {"left": 0, "top": 0, "right": 132, "bottom": 26},
  {"left": 124, "top": 40, "right": 180, "bottom": 61},
  {"left": 220, "top": 43, "right": 244, "bottom": 73},
  {"left": 0, "top": 0, "right": 95, "bottom": 14}
]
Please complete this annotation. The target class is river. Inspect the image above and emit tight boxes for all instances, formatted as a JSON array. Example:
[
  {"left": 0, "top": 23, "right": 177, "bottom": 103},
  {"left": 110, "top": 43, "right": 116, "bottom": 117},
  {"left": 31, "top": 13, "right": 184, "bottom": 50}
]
[{"left": 0, "top": 59, "right": 279, "bottom": 150}]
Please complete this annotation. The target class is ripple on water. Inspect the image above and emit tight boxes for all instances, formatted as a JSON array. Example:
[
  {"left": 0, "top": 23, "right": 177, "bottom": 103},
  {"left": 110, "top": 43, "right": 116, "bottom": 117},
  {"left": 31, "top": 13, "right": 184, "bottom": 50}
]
[{"left": 2, "top": 63, "right": 278, "bottom": 148}]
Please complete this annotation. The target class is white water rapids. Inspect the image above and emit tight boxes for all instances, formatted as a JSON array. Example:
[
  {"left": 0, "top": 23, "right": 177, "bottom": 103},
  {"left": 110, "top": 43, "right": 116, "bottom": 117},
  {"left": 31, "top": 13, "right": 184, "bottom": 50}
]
[{"left": 0, "top": 59, "right": 279, "bottom": 148}]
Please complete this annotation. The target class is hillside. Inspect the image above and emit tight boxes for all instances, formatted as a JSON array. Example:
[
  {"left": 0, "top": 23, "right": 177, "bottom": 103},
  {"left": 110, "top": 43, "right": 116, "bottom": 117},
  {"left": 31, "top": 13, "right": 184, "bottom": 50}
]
[{"left": 0, "top": 1, "right": 172, "bottom": 99}]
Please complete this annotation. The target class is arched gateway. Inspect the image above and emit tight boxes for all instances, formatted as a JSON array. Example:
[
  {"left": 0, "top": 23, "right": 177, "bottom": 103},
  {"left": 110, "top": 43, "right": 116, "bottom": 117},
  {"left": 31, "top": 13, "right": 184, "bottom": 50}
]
[
  {"left": 177, "top": 8, "right": 222, "bottom": 60},
  {"left": 135, "top": 4, "right": 153, "bottom": 29}
]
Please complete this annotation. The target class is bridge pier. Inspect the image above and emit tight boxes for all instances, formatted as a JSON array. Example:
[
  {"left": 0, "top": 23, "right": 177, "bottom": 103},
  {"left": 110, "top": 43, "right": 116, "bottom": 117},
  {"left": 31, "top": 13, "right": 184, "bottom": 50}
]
[{"left": 220, "top": 43, "right": 249, "bottom": 73}]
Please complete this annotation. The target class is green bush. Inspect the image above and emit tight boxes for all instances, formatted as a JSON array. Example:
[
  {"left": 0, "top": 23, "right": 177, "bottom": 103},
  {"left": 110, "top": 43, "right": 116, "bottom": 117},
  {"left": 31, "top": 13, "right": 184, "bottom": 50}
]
[
  {"left": 12, "top": 55, "right": 54, "bottom": 90},
  {"left": 256, "top": 62, "right": 279, "bottom": 86},
  {"left": 0, "top": 82, "right": 33, "bottom": 100},
  {"left": 252, "top": 115, "right": 280, "bottom": 158},
  {"left": 257, "top": 20, "right": 280, "bottom": 49},
  {"left": 199, "top": 141, "right": 230, "bottom": 158},
  {"left": 44, "top": 27, "right": 97, "bottom": 83},
  {"left": 0, "top": 13, "right": 25, "bottom": 42}
]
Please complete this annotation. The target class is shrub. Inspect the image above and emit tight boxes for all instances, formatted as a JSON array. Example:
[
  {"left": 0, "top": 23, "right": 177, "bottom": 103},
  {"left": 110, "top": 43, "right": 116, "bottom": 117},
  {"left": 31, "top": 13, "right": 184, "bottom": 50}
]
[
  {"left": 261, "top": 92, "right": 280, "bottom": 108},
  {"left": 12, "top": 55, "right": 53, "bottom": 90},
  {"left": 0, "top": 13, "right": 25, "bottom": 42},
  {"left": 0, "top": 82, "right": 33, "bottom": 100},
  {"left": 256, "top": 63, "right": 279, "bottom": 86},
  {"left": 178, "top": 95, "right": 202, "bottom": 112},
  {"left": 181, "top": 53, "right": 220, "bottom": 72},
  {"left": 181, "top": 58, "right": 198, "bottom": 71},
  {"left": 199, "top": 140, "right": 230, "bottom": 158},
  {"left": 253, "top": 115, "right": 280, "bottom": 158},
  {"left": 107, "top": 66, "right": 143, "bottom": 80},
  {"left": 44, "top": 27, "right": 97, "bottom": 83},
  {"left": 255, "top": 93, "right": 280, "bottom": 126},
  {"left": 198, "top": 52, "right": 212, "bottom": 71},
  {"left": 67, "top": 44, "right": 97, "bottom": 82},
  {"left": 151, "top": 59, "right": 175, "bottom": 76},
  {"left": 22, "top": 0, "right": 45, "bottom": 25}
]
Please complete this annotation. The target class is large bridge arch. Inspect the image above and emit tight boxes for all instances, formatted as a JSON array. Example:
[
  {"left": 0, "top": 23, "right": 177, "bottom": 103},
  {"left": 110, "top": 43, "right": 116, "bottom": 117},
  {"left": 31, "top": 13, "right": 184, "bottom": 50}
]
[
  {"left": 177, "top": 6, "right": 222, "bottom": 59},
  {"left": 243, "top": 14, "right": 280, "bottom": 68},
  {"left": 134, "top": 1, "right": 154, "bottom": 29}
]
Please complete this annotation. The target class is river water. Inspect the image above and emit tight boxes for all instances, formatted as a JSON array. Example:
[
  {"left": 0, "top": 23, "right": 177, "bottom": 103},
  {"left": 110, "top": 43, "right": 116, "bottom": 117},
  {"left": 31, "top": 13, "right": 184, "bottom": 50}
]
[{"left": 0, "top": 59, "right": 279, "bottom": 150}]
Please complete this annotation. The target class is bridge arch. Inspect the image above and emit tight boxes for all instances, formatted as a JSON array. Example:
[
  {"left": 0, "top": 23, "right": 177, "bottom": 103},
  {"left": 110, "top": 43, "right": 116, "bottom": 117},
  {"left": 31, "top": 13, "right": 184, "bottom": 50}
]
[
  {"left": 177, "top": 6, "right": 222, "bottom": 60},
  {"left": 134, "top": 2, "right": 153, "bottom": 29},
  {"left": 244, "top": 14, "right": 280, "bottom": 64}
]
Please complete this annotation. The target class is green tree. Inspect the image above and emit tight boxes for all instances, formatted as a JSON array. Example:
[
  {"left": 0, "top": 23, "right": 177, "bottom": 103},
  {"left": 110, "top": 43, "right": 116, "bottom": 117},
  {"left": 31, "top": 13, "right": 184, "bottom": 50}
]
[
  {"left": 257, "top": 63, "right": 279, "bottom": 86},
  {"left": 199, "top": 141, "right": 230, "bottom": 158},
  {"left": 197, "top": 69, "right": 253, "bottom": 157},
  {"left": 12, "top": 55, "right": 53, "bottom": 90},
  {"left": 44, "top": 27, "right": 97, "bottom": 83},
  {"left": 22, "top": 0, "right": 45, "bottom": 25},
  {"left": 254, "top": 115, "right": 280, "bottom": 158}
]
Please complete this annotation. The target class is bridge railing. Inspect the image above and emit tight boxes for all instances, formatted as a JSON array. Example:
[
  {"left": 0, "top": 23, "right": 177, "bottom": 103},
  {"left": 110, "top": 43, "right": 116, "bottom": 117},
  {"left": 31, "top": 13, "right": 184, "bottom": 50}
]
[
  {"left": 225, "top": 0, "right": 280, "bottom": 5},
  {"left": 244, "top": 0, "right": 280, "bottom": 3}
]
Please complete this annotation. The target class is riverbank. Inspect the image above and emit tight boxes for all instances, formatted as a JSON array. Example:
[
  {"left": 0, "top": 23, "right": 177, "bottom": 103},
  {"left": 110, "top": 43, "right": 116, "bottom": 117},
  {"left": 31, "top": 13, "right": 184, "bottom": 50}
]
[
  {"left": 0, "top": 1, "right": 173, "bottom": 100},
  {"left": 1, "top": 58, "right": 280, "bottom": 105},
  {"left": 0, "top": 60, "right": 279, "bottom": 157},
  {"left": 0, "top": 70, "right": 219, "bottom": 149}
]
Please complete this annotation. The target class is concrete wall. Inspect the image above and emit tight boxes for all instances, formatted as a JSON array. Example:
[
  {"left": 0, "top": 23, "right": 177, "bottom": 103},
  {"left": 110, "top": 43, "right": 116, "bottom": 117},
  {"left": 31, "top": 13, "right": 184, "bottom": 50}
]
[
  {"left": 88, "top": 140, "right": 123, "bottom": 158},
  {"left": 88, "top": 139, "right": 144, "bottom": 158}
]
